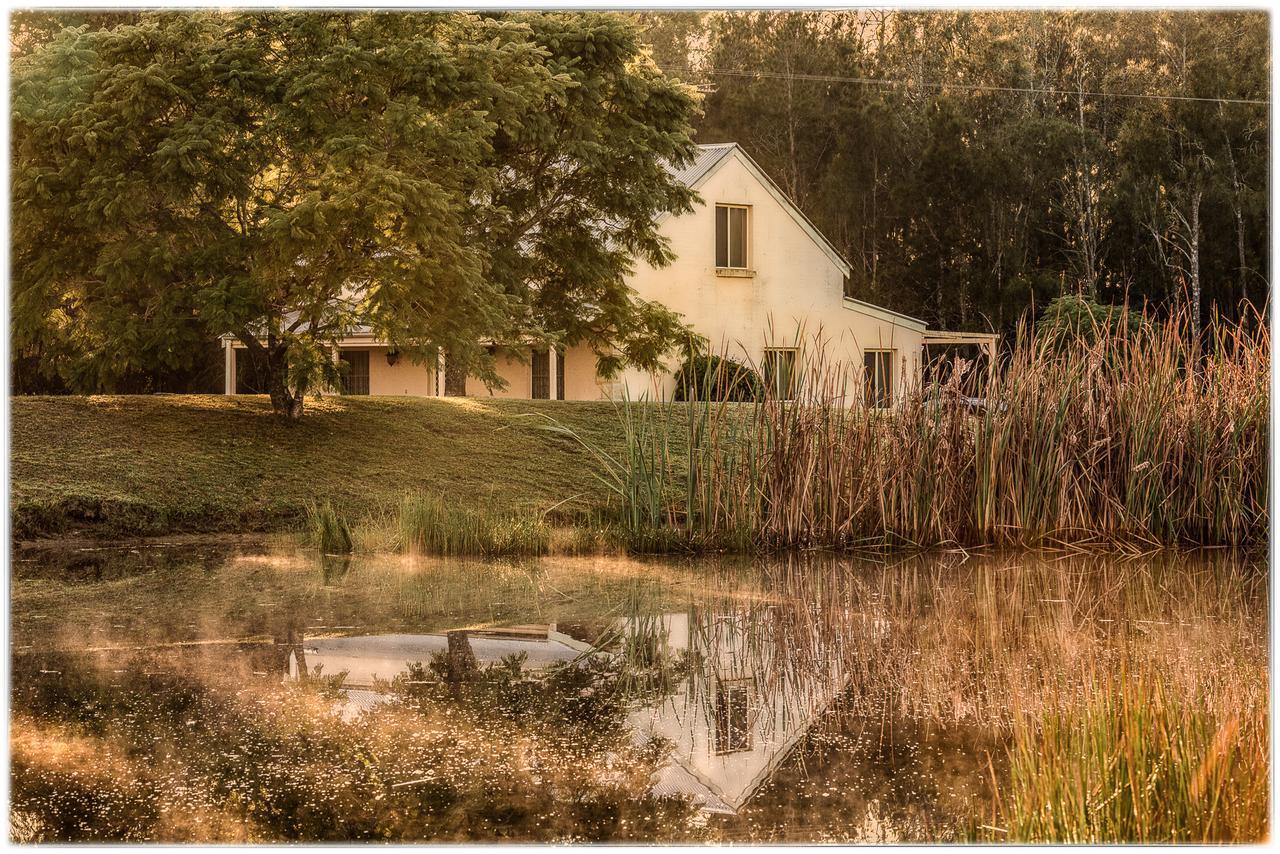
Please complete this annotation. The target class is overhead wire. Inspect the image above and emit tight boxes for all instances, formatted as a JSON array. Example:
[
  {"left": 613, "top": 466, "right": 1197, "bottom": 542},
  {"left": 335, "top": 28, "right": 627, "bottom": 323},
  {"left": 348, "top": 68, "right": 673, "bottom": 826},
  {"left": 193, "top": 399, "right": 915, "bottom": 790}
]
[{"left": 656, "top": 66, "right": 1269, "bottom": 106}]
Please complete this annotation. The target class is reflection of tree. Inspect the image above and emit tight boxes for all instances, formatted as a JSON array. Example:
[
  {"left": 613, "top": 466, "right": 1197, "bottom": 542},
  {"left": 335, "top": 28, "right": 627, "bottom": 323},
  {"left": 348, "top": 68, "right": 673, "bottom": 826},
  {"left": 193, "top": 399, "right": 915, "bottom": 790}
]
[
  {"left": 11, "top": 652, "right": 702, "bottom": 842},
  {"left": 444, "top": 631, "right": 478, "bottom": 687}
]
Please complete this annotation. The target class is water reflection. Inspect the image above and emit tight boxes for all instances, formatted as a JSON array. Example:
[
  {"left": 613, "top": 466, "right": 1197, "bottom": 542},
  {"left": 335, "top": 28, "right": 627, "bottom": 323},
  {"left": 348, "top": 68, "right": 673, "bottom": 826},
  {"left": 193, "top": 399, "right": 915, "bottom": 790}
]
[{"left": 10, "top": 543, "right": 1267, "bottom": 842}]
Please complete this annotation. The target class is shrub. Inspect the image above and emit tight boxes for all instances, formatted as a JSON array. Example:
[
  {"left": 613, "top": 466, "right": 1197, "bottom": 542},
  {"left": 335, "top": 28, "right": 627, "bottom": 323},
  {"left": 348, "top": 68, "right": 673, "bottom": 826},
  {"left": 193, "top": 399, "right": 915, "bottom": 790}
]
[
  {"left": 1035, "top": 294, "right": 1146, "bottom": 350},
  {"left": 672, "top": 352, "right": 762, "bottom": 402}
]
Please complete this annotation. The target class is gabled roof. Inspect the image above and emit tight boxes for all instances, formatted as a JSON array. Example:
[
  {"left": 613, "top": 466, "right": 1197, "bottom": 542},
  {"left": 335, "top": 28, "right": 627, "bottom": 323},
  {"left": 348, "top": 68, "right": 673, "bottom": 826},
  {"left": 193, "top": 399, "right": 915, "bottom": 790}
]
[
  {"left": 664, "top": 142, "right": 737, "bottom": 188},
  {"left": 663, "top": 142, "right": 852, "bottom": 278}
]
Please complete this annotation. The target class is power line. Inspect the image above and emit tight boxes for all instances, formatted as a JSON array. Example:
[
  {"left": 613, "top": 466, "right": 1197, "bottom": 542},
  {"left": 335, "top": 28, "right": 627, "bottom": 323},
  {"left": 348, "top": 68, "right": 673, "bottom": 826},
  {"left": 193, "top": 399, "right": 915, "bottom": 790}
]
[{"left": 658, "top": 66, "right": 1270, "bottom": 106}]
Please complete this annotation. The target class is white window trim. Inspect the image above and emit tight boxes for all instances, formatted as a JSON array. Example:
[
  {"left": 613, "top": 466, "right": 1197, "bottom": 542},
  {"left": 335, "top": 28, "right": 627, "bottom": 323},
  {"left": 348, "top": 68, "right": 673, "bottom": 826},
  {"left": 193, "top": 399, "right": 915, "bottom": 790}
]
[
  {"left": 762, "top": 346, "right": 800, "bottom": 401},
  {"left": 864, "top": 348, "right": 896, "bottom": 409},
  {"left": 715, "top": 203, "right": 752, "bottom": 272}
]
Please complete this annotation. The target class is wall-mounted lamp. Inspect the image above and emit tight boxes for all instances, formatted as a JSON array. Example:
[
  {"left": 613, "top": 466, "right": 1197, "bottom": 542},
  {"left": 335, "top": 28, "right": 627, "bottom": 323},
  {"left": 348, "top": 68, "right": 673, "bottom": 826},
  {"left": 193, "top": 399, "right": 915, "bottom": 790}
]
[{"left": 386, "top": 349, "right": 401, "bottom": 367}]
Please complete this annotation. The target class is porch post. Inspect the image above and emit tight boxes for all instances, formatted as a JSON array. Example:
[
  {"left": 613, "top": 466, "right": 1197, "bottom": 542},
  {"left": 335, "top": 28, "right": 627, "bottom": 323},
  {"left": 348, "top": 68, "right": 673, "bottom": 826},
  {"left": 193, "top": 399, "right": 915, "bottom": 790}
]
[
  {"left": 548, "top": 346, "right": 559, "bottom": 401},
  {"left": 223, "top": 340, "right": 235, "bottom": 395},
  {"left": 436, "top": 351, "right": 445, "bottom": 397}
]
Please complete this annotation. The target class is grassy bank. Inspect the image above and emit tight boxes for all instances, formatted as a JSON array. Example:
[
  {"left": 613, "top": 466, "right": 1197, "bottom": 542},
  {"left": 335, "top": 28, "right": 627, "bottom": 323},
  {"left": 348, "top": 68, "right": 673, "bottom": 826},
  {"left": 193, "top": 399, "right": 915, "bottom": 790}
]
[
  {"left": 13, "top": 309, "right": 1268, "bottom": 551},
  {"left": 11, "top": 395, "right": 657, "bottom": 539}
]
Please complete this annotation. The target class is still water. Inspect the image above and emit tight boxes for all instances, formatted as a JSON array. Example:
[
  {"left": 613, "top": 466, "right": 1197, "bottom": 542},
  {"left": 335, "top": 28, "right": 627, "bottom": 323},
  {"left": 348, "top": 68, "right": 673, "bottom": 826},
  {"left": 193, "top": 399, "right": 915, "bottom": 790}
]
[{"left": 10, "top": 541, "right": 1267, "bottom": 842}]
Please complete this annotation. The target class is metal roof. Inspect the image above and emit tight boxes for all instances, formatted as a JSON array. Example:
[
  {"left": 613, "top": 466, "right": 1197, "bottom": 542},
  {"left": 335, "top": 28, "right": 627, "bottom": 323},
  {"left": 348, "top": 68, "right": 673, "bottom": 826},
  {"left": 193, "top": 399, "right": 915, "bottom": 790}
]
[{"left": 664, "top": 142, "right": 737, "bottom": 189}]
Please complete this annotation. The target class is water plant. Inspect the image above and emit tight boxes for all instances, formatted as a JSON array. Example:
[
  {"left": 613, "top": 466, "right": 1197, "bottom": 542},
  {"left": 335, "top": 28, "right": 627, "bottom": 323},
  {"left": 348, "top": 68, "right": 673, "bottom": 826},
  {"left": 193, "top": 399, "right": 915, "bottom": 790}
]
[
  {"left": 557, "top": 306, "right": 1268, "bottom": 552},
  {"left": 397, "top": 493, "right": 549, "bottom": 557},
  {"left": 996, "top": 672, "right": 1269, "bottom": 843},
  {"left": 303, "top": 500, "right": 354, "bottom": 555}
]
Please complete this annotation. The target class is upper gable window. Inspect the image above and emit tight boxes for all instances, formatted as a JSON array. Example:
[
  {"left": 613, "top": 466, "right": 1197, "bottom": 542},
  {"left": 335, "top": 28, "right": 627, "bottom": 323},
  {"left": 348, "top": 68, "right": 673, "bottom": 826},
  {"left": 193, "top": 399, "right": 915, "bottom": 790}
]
[{"left": 715, "top": 204, "right": 749, "bottom": 269}]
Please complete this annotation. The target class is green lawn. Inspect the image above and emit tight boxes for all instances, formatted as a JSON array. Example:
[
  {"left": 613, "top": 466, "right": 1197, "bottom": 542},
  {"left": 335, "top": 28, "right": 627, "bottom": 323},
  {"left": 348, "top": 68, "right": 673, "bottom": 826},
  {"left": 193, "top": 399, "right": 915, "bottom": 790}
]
[{"left": 11, "top": 394, "right": 642, "bottom": 539}]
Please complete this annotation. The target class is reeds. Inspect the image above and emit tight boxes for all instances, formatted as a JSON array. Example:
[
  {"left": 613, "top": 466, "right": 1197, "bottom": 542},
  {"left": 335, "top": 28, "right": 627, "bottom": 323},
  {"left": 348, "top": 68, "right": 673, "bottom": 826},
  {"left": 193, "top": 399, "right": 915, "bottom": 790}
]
[
  {"left": 303, "top": 500, "right": 354, "bottom": 555},
  {"left": 570, "top": 306, "right": 1268, "bottom": 551},
  {"left": 397, "top": 493, "right": 549, "bottom": 557},
  {"left": 998, "top": 672, "right": 1269, "bottom": 842}
]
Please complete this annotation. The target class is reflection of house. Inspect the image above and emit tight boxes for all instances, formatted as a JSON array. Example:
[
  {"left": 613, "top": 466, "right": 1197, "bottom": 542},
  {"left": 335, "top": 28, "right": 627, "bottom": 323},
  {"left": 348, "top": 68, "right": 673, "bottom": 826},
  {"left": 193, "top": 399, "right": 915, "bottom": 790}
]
[
  {"left": 291, "top": 627, "right": 592, "bottom": 688},
  {"left": 293, "top": 612, "right": 850, "bottom": 816},
  {"left": 292, "top": 626, "right": 593, "bottom": 720},
  {"left": 623, "top": 611, "right": 849, "bottom": 815}
]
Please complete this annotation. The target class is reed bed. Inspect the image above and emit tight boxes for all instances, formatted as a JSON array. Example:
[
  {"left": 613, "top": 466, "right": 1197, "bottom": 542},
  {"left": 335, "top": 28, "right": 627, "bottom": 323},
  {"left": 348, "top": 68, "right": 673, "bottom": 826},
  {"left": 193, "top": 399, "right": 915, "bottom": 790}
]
[
  {"left": 998, "top": 672, "right": 1268, "bottom": 843},
  {"left": 561, "top": 308, "right": 1267, "bottom": 551},
  {"left": 683, "top": 549, "right": 1267, "bottom": 842},
  {"left": 303, "top": 500, "right": 354, "bottom": 555},
  {"left": 397, "top": 493, "right": 550, "bottom": 557}
]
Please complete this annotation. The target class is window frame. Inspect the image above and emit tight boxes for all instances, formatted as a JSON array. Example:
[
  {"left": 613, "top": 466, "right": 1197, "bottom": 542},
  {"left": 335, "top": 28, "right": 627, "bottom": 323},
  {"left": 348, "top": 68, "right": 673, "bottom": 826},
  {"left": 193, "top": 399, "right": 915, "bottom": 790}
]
[
  {"left": 713, "top": 678, "right": 755, "bottom": 755},
  {"left": 531, "top": 349, "right": 550, "bottom": 400},
  {"left": 715, "top": 203, "right": 751, "bottom": 270},
  {"left": 863, "top": 349, "right": 895, "bottom": 409},
  {"left": 762, "top": 347, "right": 799, "bottom": 400},
  {"left": 339, "top": 349, "right": 371, "bottom": 396}
]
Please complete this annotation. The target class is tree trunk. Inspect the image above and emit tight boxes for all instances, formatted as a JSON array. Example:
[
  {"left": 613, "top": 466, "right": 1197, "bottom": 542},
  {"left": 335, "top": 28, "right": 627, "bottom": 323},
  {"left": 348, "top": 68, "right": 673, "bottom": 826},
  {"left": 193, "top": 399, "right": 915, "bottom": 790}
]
[
  {"left": 1188, "top": 185, "right": 1202, "bottom": 347},
  {"left": 445, "top": 630, "right": 477, "bottom": 697},
  {"left": 239, "top": 332, "right": 304, "bottom": 420},
  {"left": 265, "top": 352, "right": 305, "bottom": 420}
]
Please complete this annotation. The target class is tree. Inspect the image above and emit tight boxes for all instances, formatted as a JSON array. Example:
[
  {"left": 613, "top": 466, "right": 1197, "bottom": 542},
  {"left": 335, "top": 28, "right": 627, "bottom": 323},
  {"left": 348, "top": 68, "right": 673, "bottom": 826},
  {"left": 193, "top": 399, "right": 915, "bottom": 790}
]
[
  {"left": 1035, "top": 293, "right": 1145, "bottom": 350},
  {"left": 687, "top": 10, "right": 1267, "bottom": 337},
  {"left": 12, "top": 11, "right": 699, "bottom": 417}
]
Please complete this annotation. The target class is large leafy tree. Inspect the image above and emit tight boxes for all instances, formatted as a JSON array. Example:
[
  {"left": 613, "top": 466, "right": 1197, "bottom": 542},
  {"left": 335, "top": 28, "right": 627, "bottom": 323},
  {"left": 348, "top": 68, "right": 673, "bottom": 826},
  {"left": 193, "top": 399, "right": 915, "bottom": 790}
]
[{"left": 12, "top": 11, "right": 698, "bottom": 416}]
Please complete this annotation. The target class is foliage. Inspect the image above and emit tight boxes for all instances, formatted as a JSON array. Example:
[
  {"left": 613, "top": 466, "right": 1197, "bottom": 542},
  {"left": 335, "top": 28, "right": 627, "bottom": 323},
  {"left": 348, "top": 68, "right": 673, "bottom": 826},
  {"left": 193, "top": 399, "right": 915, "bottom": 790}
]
[
  {"left": 672, "top": 351, "right": 763, "bottom": 402},
  {"left": 1034, "top": 294, "right": 1146, "bottom": 349},
  {"left": 11, "top": 11, "right": 699, "bottom": 416},
  {"left": 690, "top": 11, "right": 1268, "bottom": 334}
]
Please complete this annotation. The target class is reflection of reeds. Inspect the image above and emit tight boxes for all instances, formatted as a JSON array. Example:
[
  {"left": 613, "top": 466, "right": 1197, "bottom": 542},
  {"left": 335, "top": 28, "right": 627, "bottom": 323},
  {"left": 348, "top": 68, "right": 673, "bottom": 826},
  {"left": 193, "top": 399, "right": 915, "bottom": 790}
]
[{"left": 563, "top": 308, "right": 1268, "bottom": 551}]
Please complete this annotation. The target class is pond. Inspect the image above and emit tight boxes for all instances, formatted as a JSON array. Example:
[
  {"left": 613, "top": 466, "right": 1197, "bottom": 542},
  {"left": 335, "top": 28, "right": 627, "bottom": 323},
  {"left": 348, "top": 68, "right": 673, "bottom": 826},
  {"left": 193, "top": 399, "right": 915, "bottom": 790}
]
[{"left": 10, "top": 541, "right": 1268, "bottom": 843}]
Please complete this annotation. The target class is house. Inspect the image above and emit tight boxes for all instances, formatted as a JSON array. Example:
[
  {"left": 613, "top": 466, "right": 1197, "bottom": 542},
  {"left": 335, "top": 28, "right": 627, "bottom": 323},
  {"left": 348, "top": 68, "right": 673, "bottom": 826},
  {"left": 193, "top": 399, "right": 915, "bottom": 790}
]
[{"left": 222, "top": 143, "right": 994, "bottom": 405}]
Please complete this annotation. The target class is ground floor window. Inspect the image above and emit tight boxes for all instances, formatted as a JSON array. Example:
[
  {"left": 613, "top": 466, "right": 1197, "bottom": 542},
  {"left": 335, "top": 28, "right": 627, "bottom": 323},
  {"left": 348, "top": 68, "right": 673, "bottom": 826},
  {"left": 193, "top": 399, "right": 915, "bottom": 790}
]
[
  {"left": 340, "top": 350, "right": 370, "bottom": 395},
  {"left": 233, "top": 349, "right": 266, "bottom": 394},
  {"left": 532, "top": 348, "right": 565, "bottom": 400},
  {"left": 762, "top": 347, "right": 798, "bottom": 399},
  {"left": 864, "top": 349, "right": 894, "bottom": 408}
]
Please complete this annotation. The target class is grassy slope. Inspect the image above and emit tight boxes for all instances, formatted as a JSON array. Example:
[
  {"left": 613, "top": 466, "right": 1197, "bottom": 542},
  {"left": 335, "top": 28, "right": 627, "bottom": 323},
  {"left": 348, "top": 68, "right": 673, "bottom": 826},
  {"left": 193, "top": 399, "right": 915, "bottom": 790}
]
[{"left": 12, "top": 395, "right": 645, "bottom": 538}]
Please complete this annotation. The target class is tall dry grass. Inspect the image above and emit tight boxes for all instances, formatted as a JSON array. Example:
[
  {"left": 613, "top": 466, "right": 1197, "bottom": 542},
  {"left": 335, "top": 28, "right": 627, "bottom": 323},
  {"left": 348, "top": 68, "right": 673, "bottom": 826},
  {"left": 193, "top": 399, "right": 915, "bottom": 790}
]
[
  {"left": 998, "top": 671, "right": 1268, "bottom": 843},
  {"left": 564, "top": 307, "right": 1267, "bottom": 551}
]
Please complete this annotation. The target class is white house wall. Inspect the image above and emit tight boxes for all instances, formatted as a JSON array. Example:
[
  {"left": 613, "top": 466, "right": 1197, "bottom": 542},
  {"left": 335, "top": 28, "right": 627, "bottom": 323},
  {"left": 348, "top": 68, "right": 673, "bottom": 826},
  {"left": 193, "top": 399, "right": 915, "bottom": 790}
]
[{"left": 616, "top": 150, "right": 924, "bottom": 403}]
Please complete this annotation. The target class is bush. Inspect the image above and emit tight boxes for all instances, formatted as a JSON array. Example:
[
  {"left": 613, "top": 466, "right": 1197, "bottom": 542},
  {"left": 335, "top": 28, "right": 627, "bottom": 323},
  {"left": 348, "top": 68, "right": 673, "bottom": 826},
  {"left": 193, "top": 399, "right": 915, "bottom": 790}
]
[
  {"left": 672, "top": 352, "right": 762, "bottom": 402},
  {"left": 1035, "top": 294, "right": 1145, "bottom": 349}
]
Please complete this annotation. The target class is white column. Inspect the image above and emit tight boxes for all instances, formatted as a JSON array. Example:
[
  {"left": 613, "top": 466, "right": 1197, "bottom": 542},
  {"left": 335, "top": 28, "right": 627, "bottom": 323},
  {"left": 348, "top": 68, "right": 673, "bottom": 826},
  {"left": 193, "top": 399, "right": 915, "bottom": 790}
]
[
  {"left": 223, "top": 340, "right": 235, "bottom": 395},
  {"left": 548, "top": 347, "right": 559, "bottom": 401},
  {"left": 436, "top": 351, "right": 445, "bottom": 397}
]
